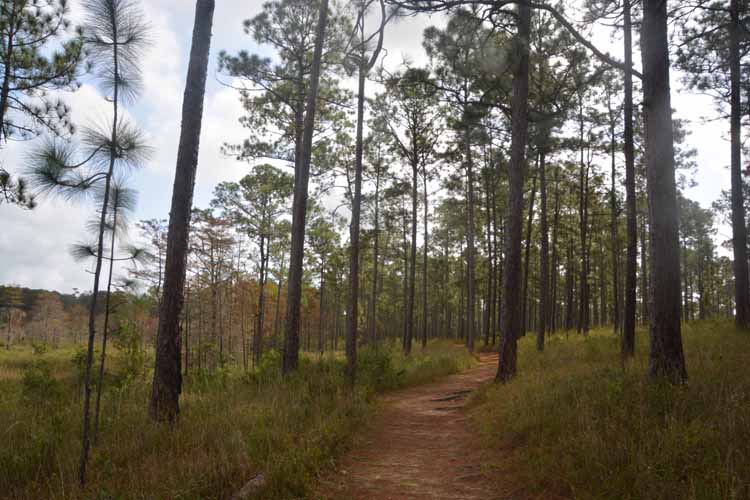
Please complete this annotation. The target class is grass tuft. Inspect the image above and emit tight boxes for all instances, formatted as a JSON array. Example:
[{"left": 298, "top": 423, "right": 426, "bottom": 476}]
[
  {"left": 471, "top": 320, "right": 750, "bottom": 500},
  {"left": 0, "top": 339, "right": 473, "bottom": 499}
]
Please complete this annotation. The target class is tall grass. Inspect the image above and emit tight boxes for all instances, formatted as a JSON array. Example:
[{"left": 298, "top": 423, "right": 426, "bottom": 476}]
[
  {"left": 472, "top": 320, "right": 750, "bottom": 500},
  {"left": 0, "top": 339, "right": 473, "bottom": 499}
]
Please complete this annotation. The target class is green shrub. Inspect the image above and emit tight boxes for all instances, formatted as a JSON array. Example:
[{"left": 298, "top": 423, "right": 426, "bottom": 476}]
[{"left": 21, "top": 359, "right": 63, "bottom": 405}]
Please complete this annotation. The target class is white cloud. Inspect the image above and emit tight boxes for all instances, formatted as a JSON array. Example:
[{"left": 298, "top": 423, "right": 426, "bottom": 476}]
[{"left": 0, "top": 0, "right": 743, "bottom": 292}]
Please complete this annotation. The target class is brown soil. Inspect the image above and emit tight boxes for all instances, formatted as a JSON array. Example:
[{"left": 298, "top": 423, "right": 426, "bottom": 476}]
[{"left": 314, "top": 352, "right": 503, "bottom": 500}]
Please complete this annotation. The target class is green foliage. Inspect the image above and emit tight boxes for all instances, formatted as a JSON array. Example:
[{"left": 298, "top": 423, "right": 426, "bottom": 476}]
[
  {"left": 472, "top": 321, "right": 750, "bottom": 500},
  {"left": 21, "top": 359, "right": 63, "bottom": 405},
  {"left": 110, "top": 321, "right": 146, "bottom": 386},
  {"left": 30, "top": 341, "right": 48, "bottom": 356}
]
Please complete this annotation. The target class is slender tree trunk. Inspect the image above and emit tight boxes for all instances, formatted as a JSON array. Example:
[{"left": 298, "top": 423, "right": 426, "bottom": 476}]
[
  {"left": 641, "top": 0, "right": 687, "bottom": 383},
  {"left": 0, "top": 1, "right": 16, "bottom": 143},
  {"left": 491, "top": 174, "right": 499, "bottom": 344},
  {"left": 640, "top": 214, "right": 649, "bottom": 324},
  {"left": 80, "top": 13, "right": 120, "bottom": 482},
  {"left": 254, "top": 236, "right": 267, "bottom": 366},
  {"left": 537, "top": 150, "right": 549, "bottom": 351},
  {"left": 150, "top": 0, "right": 215, "bottom": 422},
  {"left": 497, "top": 1, "right": 530, "bottom": 382},
  {"left": 729, "top": 0, "right": 750, "bottom": 329},
  {"left": 346, "top": 64, "right": 366, "bottom": 382},
  {"left": 369, "top": 161, "right": 381, "bottom": 344},
  {"left": 483, "top": 172, "right": 493, "bottom": 346},
  {"left": 283, "top": 0, "right": 329, "bottom": 374},
  {"left": 550, "top": 166, "right": 560, "bottom": 333},
  {"left": 609, "top": 96, "right": 620, "bottom": 335},
  {"left": 465, "top": 128, "right": 477, "bottom": 352},
  {"left": 93, "top": 200, "right": 120, "bottom": 442},
  {"left": 578, "top": 103, "right": 591, "bottom": 336},
  {"left": 422, "top": 168, "right": 429, "bottom": 349},
  {"left": 405, "top": 160, "right": 418, "bottom": 355},
  {"left": 622, "top": 0, "right": 637, "bottom": 357},
  {"left": 565, "top": 241, "right": 574, "bottom": 330},
  {"left": 273, "top": 273, "right": 283, "bottom": 348},
  {"left": 522, "top": 167, "right": 538, "bottom": 334},
  {"left": 319, "top": 270, "right": 325, "bottom": 354}
]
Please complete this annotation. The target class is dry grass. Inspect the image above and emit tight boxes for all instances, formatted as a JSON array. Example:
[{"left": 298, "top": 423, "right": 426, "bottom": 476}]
[
  {"left": 471, "top": 320, "right": 750, "bottom": 500},
  {"left": 0, "top": 339, "right": 474, "bottom": 499}
]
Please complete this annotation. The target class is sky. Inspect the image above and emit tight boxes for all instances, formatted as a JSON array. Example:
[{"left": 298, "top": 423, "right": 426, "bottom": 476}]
[{"left": 0, "top": 1, "right": 734, "bottom": 294}]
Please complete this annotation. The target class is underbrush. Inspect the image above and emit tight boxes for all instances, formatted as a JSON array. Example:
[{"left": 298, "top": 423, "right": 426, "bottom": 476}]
[
  {"left": 472, "top": 320, "right": 750, "bottom": 500},
  {"left": 0, "top": 339, "right": 473, "bottom": 499}
]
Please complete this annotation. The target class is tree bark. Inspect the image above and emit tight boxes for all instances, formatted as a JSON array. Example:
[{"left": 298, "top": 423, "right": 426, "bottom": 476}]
[
  {"left": 622, "top": 0, "right": 637, "bottom": 357},
  {"left": 254, "top": 235, "right": 267, "bottom": 366},
  {"left": 537, "top": 150, "right": 548, "bottom": 351},
  {"left": 497, "top": 1, "right": 530, "bottom": 382},
  {"left": 465, "top": 128, "right": 477, "bottom": 353},
  {"left": 283, "top": 0, "right": 329, "bottom": 374},
  {"left": 641, "top": 0, "right": 687, "bottom": 383},
  {"left": 608, "top": 92, "right": 620, "bottom": 335},
  {"left": 369, "top": 159, "right": 381, "bottom": 344},
  {"left": 405, "top": 160, "right": 418, "bottom": 355},
  {"left": 729, "top": 0, "right": 750, "bottom": 329},
  {"left": 550, "top": 166, "right": 560, "bottom": 333},
  {"left": 522, "top": 167, "right": 537, "bottom": 334},
  {"left": 422, "top": 166, "right": 429, "bottom": 349},
  {"left": 150, "top": 0, "right": 214, "bottom": 422}
]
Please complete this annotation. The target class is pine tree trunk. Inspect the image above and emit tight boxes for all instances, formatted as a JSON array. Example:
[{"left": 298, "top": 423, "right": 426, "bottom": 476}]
[
  {"left": 537, "top": 150, "right": 549, "bottom": 351},
  {"left": 150, "top": 0, "right": 215, "bottom": 422},
  {"left": 622, "top": 0, "right": 637, "bottom": 357},
  {"left": 346, "top": 64, "right": 366, "bottom": 382},
  {"left": 522, "top": 167, "right": 537, "bottom": 334},
  {"left": 466, "top": 128, "right": 477, "bottom": 353},
  {"left": 283, "top": 0, "right": 329, "bottom": 374},
  {"left": 93, "top": 200, "right": 120, "bottom": 442},
  {"left": 369, "top": 162, "right": 381, "bottom": 344},
  {"left": 609, "top": 97, "right": 620, "bottom": 335},
  {"left": 497, "top": 1, "right": 530, "bottom": 382},
  {"left": 80, "top": 17, "right": 120, "bottom": 483},
  {"left": 550, "top": 166, "right": 561, "bottom": 333},
  {"left": 729, "top": 0, "right": 750, "bottom": 329},
  {"left": 641, "top": 0, "right": 687, "bottom": 383},
  {"left": 405, "top": 160, "right": 418, "bottom": 355},
  {"left": 422, "top": 168, "right": 429, "bottom": 349},
  {"left": 254, "top": 235, "right": 267, "bottom": 366}
]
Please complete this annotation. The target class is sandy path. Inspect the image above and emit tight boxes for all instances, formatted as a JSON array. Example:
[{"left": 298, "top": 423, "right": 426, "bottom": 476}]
[{"left": 315, "top": 353, "right": 501, "bottom": 500}]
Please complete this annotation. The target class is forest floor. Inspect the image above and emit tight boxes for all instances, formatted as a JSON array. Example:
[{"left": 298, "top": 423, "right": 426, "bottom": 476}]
[{"left": 315, "top": 351, "right": 501, "bottom": 500}]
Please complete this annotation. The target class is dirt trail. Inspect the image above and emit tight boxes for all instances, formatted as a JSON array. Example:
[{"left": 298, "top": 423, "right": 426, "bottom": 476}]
[{"left": 315, "top": 353, "right": 501, "bottom": 500}]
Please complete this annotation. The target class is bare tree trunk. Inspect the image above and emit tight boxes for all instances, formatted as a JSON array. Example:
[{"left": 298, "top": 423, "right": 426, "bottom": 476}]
[
  {"left": 729, "top": 0, "right": 750, "bottom": 329},
  {"left": 93, "top": 200, "right": 120, "bottom": 442},
  {"left": 405, "top": 160, "right": 418, "bottom": 355},
  {"left": 497, "top": 1, "right": 530, "bottom": 382},
  {"left": 422, "top": 168, "right": 429, "bottom": 349},
  {"left": 550, "top": 166, "right": 560, "bottom": 333},
  {"left": 283, "top": 0, "right": 329, "bottom": 374},
  {"left": 150, "top": 0, "right": 215, "bottom": 422},
  {"left": 465, "top": 128, "right": 477, "bottom": 352},
  {"left": 622, "top": 0, "right": 637, "bottom": 357},
  {"left": 253, "top": 236, "right": 266, "bottom": 366},
  {"left": 369, "top": 160, "right": 381, "bottom": 344},
  {"left": 641, "top": 0, "right": 687, "bottom": 383},
  {"left": 522, "top": 167, "right": 538, "bottom": 335},
  {"left": 537, "top": 150, "right": 549, "bottom": 351},
  {"left": 640, "top": 214, "right": 649, "bottom": 324},
  {"left": 608, "top": 93, "right": 620, "bottom": 335},
  {"left": 319, "top": 270, "right": 325, "bottom": 354}
]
